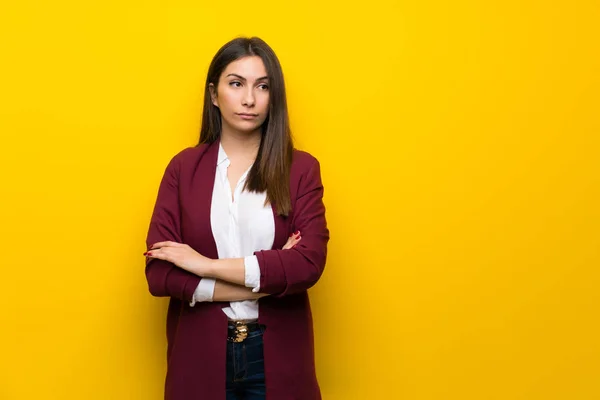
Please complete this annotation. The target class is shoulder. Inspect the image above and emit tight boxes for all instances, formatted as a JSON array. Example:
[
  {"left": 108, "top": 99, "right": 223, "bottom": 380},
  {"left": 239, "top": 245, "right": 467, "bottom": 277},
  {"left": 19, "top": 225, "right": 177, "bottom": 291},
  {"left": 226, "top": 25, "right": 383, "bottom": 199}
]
[
  {"left": 172, "top": 143, "right": 210, "bottom": 163},
  {"left": 291, "top": 149, "right": 324, "bottom": 191},
  {"left": 292, "top": 149, "right": 320, "bottom": 174},
  {"left": 165, "top": 143, "right": 212, "bottom": 171}
]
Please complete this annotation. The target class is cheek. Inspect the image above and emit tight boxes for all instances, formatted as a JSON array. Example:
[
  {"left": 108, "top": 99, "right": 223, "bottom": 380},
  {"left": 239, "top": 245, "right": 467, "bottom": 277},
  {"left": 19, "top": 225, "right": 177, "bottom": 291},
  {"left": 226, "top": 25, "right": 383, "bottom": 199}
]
[
  {"left": 217, "top": 89, "right": 237, "bottom": 110},
  {"left": 258, "top": 93, "right": 270, "bottom": 112}
]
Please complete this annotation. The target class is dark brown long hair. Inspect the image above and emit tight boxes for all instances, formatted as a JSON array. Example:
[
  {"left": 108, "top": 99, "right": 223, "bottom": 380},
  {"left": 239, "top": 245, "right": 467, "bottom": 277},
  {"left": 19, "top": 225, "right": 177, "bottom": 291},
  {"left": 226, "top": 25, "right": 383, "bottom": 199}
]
[{"left": 198, "top": 37, "right": 293, "bottom": 216}]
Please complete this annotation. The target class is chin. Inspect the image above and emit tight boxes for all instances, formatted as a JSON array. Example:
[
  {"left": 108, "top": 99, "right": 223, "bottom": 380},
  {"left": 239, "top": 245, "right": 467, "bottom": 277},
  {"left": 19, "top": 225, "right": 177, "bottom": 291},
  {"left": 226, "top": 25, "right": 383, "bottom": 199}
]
[{"left": 233, "top": 122, "right": 263, "bottom": 133}]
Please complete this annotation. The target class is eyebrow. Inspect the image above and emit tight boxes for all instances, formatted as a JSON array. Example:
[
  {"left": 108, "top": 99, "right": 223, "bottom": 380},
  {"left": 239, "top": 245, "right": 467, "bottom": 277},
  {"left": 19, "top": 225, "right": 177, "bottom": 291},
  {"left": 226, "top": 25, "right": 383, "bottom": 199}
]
[{"left": 226, "top": 73, "right": 269, "bottom": 82}]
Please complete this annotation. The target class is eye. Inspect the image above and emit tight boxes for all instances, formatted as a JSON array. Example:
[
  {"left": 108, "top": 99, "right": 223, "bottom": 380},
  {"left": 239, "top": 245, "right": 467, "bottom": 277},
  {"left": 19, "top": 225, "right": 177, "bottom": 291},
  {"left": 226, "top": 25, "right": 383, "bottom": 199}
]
[
  {"left": 258, "top": 84, "right": 269, "bottom": 90},
  {"left": 229, "top": 81, "right": 242, "bottom": 87}
]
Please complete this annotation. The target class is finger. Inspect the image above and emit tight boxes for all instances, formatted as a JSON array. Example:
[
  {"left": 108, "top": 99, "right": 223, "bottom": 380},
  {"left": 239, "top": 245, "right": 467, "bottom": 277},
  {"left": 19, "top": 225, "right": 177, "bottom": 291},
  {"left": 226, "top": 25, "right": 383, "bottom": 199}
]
[
  {"left": 149, "top": 241, "right": 183, "bottom": 250},
  {"left": 287, "top": 231, "right": 301, "bottom": 240},
  {"left": 145, "top": 248, "right": 175, "bottom": 262},
  {"left": 282, "top": 233, "right": 302, "bottom": 250},
  {"left": 291, "top": 235, "right": 302, "bottom": 247},
  {"left": 282, "top": 233, "right": 298, "bottom": 249},
  {"left": 145, "top": 248, "right": 163, "bottom": 259}
]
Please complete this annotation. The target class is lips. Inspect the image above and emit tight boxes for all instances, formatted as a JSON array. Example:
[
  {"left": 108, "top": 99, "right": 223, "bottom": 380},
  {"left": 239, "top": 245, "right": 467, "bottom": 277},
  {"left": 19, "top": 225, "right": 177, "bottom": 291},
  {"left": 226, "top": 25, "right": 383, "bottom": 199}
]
[{"left": 237, "top": 113, "right": 259, "bottom": 120}]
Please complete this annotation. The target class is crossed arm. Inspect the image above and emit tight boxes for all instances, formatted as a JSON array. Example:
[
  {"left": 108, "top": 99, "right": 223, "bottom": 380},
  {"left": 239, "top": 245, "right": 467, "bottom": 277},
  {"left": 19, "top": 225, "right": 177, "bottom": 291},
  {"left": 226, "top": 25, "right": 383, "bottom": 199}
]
[{"left": 145, "top": 233, "right": 301, "bottom": 302}]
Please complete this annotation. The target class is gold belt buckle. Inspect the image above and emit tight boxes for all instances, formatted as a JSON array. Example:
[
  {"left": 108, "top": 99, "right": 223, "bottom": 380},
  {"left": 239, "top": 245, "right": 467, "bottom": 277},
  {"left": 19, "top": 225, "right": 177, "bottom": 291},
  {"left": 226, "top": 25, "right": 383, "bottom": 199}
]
[{"left": 231, "top": 321, "right": 248, "bottom": 343}]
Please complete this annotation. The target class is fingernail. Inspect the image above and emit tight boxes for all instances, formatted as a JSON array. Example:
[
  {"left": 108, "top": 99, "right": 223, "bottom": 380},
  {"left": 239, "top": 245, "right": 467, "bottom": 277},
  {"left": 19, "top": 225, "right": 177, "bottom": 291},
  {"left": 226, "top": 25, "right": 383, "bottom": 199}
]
[
  {"left": 143, "top": 252, "right": 148, "bottom": 256},
  {"left": 289, "top": 233, "right": 293, "bottom": 237},
  {"left": 147, "top": 252, "right": 153, "bottom": 257},
  {"left": 295, "top": 231, "right": 300, "bottom": 235}
]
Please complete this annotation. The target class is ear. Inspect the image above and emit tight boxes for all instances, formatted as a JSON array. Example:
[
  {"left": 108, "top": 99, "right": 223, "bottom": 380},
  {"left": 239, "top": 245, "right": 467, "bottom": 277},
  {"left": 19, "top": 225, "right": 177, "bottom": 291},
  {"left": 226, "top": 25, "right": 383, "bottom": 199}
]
[{"left": 208, "top": 83, "right": 219, "bottom": 108}]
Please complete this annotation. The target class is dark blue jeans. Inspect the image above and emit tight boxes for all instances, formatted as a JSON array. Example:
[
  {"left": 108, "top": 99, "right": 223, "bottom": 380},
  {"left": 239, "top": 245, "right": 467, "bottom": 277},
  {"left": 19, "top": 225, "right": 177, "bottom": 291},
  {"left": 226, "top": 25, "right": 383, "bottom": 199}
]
[{"left": 226, "top": 326, "right": 266, "bottom": 400}]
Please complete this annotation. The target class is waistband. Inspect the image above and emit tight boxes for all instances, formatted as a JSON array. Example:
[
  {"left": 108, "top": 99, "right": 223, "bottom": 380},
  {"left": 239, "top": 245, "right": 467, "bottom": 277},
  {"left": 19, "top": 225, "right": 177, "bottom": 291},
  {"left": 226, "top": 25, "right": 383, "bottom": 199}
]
[{"left": 227, "top": 320, "right": 263, "bottom": 342}]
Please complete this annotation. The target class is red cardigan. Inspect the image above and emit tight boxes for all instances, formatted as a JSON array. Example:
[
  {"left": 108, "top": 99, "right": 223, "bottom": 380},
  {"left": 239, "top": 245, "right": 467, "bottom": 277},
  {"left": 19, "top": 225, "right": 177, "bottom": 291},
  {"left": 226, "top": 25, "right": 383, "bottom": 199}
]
[{"left": 144, "top": 140, "right": 329, "bottom": 399}]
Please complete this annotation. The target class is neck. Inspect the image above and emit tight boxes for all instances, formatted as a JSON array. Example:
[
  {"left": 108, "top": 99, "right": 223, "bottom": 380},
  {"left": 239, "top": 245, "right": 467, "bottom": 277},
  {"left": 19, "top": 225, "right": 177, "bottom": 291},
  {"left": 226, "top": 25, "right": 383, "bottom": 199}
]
[{"left": 220, "top": 125, "right": 261, "bottom": 160}]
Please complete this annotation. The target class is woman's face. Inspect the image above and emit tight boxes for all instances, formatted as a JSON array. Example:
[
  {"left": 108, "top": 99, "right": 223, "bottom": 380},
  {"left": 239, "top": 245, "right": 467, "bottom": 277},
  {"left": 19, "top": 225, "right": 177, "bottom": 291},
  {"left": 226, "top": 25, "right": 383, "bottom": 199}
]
[{"left": 210, "top": 56, "right": 270, "bottom": 135}]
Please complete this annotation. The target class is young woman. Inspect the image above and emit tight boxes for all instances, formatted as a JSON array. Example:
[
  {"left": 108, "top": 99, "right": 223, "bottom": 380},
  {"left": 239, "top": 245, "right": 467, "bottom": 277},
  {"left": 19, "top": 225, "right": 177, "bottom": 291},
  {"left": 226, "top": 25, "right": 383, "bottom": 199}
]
[{"left": 143, "top": 36, "right": 329, "bottom": 400}]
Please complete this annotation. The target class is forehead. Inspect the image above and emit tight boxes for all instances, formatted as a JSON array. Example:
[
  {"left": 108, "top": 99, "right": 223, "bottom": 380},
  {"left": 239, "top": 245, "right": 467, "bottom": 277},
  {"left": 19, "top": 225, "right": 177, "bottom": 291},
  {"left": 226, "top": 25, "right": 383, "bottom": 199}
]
[{"left": 221, "top": 56, "right": 268, "bottom": 79}]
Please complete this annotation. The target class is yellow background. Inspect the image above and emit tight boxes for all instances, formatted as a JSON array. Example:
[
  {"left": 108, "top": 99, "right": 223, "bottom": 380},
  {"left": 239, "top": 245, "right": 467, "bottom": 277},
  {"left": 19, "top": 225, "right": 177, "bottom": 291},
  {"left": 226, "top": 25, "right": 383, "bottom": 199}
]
[{"left": 1, "top": 1, "right": 599, "bottom": 399}]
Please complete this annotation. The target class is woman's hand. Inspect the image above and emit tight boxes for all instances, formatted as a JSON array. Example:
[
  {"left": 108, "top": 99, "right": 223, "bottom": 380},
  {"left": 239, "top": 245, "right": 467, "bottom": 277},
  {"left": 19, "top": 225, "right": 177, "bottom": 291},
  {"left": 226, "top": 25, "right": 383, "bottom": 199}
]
[
  {"left": 145, "top": 241, "right": 212, "bottom": 276},
  {"left": 282, "top": 231, "right": 301, "bottom": 250}
]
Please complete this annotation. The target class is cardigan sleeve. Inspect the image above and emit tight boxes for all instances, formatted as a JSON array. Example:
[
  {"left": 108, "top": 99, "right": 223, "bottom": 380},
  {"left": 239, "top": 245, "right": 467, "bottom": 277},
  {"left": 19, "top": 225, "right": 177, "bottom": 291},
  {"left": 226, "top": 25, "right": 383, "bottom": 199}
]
[
  {"left": 144, "top": 153, "right": 202, "bottom": 302},
  {"left": 255, "top": 158, "right": 329, "bottom": 297}
]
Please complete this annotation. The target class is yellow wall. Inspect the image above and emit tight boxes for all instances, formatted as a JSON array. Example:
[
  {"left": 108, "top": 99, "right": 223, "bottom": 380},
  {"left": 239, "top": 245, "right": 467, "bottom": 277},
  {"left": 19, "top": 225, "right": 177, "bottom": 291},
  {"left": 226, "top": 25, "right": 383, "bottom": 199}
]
[{"left": 1, "top": 1, "right": 599, "bottom": 399}]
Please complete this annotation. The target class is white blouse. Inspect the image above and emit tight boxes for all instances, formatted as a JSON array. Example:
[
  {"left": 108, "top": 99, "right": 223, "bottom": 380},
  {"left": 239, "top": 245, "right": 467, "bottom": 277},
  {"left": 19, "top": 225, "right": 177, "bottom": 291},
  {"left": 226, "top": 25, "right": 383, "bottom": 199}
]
[{"left": 189, "top": 143, "right": 275, "bottom": 321}]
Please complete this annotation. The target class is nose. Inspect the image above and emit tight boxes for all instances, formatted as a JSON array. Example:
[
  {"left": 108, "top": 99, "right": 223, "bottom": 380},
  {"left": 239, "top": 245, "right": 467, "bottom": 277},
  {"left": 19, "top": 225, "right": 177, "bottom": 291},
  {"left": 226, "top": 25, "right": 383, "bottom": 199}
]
[{"left": 242, "top": 87, "right": 255, "bottom": 107}]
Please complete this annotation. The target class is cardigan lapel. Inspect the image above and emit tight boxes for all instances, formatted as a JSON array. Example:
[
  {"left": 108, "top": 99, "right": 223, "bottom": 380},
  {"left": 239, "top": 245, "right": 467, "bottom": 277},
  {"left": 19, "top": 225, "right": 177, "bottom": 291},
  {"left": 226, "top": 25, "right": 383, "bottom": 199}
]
[{"left": 183, "top": 140, "right": 220, "bottom": 259}]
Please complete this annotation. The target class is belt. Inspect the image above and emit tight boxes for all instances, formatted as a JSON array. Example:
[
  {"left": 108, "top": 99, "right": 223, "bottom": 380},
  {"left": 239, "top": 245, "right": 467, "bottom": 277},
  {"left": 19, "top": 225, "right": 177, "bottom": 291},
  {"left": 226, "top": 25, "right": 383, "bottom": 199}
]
[{"left": 227, "top": 320, "right": 263, "bottom": 343}]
